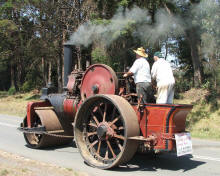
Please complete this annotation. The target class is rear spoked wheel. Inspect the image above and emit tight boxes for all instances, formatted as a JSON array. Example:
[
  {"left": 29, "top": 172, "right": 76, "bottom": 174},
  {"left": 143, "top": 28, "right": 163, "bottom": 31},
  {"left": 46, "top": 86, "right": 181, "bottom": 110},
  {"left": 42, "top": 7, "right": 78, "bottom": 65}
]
[{"left": 74, "top": 95, "right": 139, "bottom": 169}]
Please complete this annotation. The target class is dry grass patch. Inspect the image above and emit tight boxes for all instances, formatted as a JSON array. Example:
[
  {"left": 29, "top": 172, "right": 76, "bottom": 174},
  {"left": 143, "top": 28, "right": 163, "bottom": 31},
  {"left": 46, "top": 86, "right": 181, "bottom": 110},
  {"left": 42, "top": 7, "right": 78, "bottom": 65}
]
[
  {"left": 0, "top": 91, "right": 40, "bottom": 117},
  {"left": 0, "top": 89, "right": 219, "bottom": 140},
  {"left": 0, "top": 150, "right": 89, "bottom": 176},
  {"left": 174, "top": 88, "right": 220, "bottom": 140}
]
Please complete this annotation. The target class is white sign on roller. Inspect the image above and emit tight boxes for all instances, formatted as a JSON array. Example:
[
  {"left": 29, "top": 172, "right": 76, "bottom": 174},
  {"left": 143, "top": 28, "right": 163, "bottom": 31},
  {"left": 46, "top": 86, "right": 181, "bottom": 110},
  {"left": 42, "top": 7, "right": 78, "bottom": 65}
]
[{"left": 175, "top": 132, "right": 193, "bottom": 156}]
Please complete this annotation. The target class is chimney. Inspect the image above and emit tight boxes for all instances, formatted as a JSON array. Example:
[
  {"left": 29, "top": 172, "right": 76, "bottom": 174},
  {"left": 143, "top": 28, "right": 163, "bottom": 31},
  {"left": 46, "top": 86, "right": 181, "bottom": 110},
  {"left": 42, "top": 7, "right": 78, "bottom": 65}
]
[{"left": 64, "top": 44, "right": 73, "bottom": 87}]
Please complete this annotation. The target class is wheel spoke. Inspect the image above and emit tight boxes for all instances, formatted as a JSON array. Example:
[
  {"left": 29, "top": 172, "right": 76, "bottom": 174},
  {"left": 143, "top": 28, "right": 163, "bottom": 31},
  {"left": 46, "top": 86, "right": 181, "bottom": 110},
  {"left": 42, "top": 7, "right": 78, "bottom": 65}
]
[
  {"left": 88, "top": 122, "right": 97, "bottom": 128},
  {"left": 118, "top": 126, "right": 124, "bottom": 130},
  {"left": 102, "top": 103, "right": 107, "bottom": 122},
  {"left": 116, "top": 139, "right": 123, "bottom": 151},
  {"left": 105, "top": 147, "right": 109, "bottom": 159},
  {"left": 106, "top": 140, "right": 116, "bottom": 158},
  {"left": 109, "top": 116, "right": 120, "bottom": 126},
  {"left": 114, "top": 134, "right": 125, "bottom": 140},
  {"left": 90, "top": 111, "right": 100, "bottom": 126},
  {"left": 111, "top": 106, "right": 116, "bottom": 121},
  {"left": 98, "top": 106, "right": 104, "bottom": 117},
  {"left": 74, "top": 94, "right": 141, "bottom": 169},
  {"left": 28, "top": 134, "right": 39, "bottom": 144},
  {"left": 111, "top": 124, "right": 117, "bottom": 130},
  {"left": 93, "top": 106, "right": 98, "bottom": 112},
  {"left": 89, "top": 140, "right": 98, "bottom": 149},
  {"left": 33, "top": 135, "right": 39, "bottom": 143},
  {"left": 87, "top": 131, "right": 97, "bottom": 137},
  {"left": 97, "top": 140, "right": 101, "bottom": 155}
]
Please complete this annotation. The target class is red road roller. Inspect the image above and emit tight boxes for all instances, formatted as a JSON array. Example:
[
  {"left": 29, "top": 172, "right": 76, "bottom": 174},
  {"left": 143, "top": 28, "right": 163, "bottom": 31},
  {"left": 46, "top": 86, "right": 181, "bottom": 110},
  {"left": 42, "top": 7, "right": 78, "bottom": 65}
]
[{"left": 19, "top": 45, "right": 193, "bottom": 169}]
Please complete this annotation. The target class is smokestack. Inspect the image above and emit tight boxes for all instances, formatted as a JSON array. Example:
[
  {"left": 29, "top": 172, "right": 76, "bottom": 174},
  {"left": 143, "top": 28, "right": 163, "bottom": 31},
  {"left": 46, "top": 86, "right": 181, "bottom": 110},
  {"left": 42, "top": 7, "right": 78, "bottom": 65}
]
[{"left": 64, "top": 44, "right": 73, "bottom": 87}]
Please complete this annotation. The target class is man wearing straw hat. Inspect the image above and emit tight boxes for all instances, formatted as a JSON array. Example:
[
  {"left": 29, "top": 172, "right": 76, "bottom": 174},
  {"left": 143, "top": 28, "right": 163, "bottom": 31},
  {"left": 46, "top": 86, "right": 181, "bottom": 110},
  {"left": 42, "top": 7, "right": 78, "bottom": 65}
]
[
  {"left": 151, "top": 51, "right": 175, "bottom": 104},
  {"left": 123, "top": 47, "right": 153, "bottom": 104}
]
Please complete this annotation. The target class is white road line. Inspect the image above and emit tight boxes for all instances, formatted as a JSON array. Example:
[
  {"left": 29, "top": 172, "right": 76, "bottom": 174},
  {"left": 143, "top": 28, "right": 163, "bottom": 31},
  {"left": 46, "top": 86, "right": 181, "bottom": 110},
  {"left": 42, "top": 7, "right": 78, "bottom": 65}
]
[
  {"left": 193, "top": 155, "right": 220, "bottom": 162},
  {"left": 0, "top": 122, "right": 18, "bottom": 128},
  {"left": 0, "top": 115, "right": 22, "bottom": 122}
]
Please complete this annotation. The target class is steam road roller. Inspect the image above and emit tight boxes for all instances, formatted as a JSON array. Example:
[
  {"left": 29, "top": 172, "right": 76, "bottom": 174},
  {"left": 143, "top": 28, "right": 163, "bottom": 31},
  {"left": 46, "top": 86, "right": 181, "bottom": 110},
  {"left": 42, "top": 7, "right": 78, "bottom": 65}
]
[{"left": 19, "top": 45, "right": 193, "bottom": 169}]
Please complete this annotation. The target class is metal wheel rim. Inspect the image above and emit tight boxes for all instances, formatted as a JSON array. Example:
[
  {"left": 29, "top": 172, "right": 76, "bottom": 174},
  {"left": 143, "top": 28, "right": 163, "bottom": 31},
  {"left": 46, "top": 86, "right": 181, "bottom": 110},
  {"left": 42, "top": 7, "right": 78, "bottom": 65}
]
[
  {"left": 74, "top": 94, "right": 139, "bottom": 169},
  {"left": 23, "top": 109, "right": 72, "bottom": 149}
]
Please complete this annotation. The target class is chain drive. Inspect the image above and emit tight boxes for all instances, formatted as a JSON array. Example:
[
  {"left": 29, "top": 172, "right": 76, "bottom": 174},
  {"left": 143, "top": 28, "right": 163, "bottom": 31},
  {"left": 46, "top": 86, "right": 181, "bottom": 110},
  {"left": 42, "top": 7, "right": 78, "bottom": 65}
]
[{"left": 19, "top": 128, "right": 74, "bottom": 139}]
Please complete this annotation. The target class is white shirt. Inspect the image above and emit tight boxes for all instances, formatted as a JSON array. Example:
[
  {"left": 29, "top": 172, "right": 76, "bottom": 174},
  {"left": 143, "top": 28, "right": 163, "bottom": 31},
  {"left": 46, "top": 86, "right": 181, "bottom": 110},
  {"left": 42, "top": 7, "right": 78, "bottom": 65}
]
[
  {"left": 129, "top": 57, "right": 151, "bottom": 84},
  {"left": 151, "top": 58, "right": 175, "bottom": 87}
]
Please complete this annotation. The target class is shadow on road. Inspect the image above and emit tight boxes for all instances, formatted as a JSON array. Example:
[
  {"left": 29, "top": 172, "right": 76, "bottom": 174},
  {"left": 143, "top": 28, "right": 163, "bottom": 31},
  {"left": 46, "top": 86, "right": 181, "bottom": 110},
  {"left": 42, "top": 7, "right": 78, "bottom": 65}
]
[
  {"left": 25, "top": 142, "right": 205, "bottom": 172},
  {"left": 25, "top": 140, "right": 77, "bottom": 150},
  {"left": 112, "top": 153, "right": 205, "bottom": 172}
]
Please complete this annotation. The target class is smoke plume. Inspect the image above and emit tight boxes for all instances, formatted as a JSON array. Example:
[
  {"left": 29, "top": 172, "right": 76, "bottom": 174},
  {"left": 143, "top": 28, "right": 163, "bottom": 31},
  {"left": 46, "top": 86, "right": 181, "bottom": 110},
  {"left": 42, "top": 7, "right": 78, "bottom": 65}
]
[
  {"left": 66, "top": 6, "right": 187, "bottom": 47},
  {"left": 136, "top": 9, "right": 184, "bottom": 45},
  {"left": 67, "top": 0, "right": 220, "bottom": 60},
  {"left": 67, "top": 6, "right": 184, "bottom": 47},
  {"left": 66, "top": 7, "right": 150, "bottom": 47}
]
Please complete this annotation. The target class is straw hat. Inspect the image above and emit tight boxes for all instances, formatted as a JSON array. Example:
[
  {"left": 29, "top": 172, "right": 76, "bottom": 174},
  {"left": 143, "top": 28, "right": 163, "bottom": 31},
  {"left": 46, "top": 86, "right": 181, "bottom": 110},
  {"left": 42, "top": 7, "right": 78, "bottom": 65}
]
[{"left": 133, "top": 47, "right": 148, "bottom": 58}]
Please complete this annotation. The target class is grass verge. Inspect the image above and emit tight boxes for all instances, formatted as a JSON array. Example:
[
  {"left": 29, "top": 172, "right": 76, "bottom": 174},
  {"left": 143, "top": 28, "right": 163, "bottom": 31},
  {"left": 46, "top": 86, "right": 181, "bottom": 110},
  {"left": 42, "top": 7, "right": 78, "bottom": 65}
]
[
  {"left": 0, "top": 150, "right": 88, "bottom": 176},
  {"left": 174, "top": 88, "right": 220, "bottom": 140},
  {"left": 0, "top": 89, "right": 219, "bottom": 140},
  {"left": 0, "top": 91, "right": 40, "bottom": 117}
]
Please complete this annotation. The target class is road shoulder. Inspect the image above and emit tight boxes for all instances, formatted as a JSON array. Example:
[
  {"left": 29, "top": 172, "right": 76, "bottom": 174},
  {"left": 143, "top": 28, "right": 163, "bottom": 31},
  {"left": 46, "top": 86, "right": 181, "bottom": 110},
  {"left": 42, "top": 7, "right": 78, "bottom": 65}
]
[{"left": 0, "top": 150, "right": 89, "bottom": 176}]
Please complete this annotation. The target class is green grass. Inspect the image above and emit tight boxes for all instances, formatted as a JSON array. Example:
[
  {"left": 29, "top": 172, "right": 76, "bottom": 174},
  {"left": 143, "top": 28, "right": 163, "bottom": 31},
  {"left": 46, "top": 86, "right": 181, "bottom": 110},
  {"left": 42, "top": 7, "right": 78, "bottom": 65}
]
[
  {"left": 21, "top": 168, "right": 29, "bottom": 173},
  {"left": 0, "top": 89, "right": 219, "bottom": 140},
  {"left": 0, "top": 169, "right": 9, "bottom": 176},
  {"left": 174, "top": 88, "right": 220, "bottom": 140},
  {"left": 66, "top": 168, "right": 73, "bottom": 172}
]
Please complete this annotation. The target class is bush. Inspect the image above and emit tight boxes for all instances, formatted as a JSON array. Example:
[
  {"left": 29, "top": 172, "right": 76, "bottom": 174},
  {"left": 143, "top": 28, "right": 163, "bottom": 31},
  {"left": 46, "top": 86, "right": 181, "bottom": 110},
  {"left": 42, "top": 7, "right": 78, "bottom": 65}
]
[
  {"left": 91, "top": 48, "right": 109, "bottom": 65},
  {"left": 174, "top": 77, "right": 193, "bottom": 99},
  {"left": 174, "top": 70, "right": 193, "bottom": 92},
  {"left": 20, "top": 81, "right": 34, "bottom": 92},
  {"left": 8, "top": 86, "right": 16, "bottom": 95}
]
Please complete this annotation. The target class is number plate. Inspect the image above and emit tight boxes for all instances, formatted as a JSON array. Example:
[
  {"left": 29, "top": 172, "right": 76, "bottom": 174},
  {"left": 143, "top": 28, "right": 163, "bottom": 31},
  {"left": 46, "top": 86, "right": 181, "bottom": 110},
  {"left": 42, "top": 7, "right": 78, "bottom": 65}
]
[{"left": 175, "top": 132, "right": 193, "bottom": 156}]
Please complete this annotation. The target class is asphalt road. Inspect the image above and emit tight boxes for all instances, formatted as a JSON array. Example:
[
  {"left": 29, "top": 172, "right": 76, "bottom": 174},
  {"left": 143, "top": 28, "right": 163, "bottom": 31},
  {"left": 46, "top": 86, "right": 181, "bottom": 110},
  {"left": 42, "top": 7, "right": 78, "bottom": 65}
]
[{"left": 0, "top": 114, "right": 220, "bottom": 176}]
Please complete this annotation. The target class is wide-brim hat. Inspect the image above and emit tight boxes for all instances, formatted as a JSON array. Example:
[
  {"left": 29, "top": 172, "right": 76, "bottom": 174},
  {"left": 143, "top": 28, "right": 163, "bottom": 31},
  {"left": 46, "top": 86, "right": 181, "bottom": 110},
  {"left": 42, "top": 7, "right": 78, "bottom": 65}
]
[{"left": 133, "top": 47, "right": 148, "bottom": 58}]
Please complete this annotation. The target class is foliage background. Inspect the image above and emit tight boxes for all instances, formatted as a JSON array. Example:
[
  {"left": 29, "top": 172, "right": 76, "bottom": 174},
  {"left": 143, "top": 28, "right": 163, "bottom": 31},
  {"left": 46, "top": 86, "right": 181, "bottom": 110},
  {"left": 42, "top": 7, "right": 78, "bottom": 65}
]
[
  {"left": 0, "top": 0, "right": 219, "bottom": 139},
  {"left": 0, "top": 0, "right": 219, "bottom": 97}
]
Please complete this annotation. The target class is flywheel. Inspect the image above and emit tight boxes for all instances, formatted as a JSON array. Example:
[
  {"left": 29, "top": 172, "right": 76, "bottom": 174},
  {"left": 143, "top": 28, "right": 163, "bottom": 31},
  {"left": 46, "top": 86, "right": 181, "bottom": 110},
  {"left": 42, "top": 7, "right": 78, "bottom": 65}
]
[
  {"left": 80, "top": 64, "right": 118, "bottom": 100},
  {"left": 74, "top": 94, "right": 140, "bottom": 169}
]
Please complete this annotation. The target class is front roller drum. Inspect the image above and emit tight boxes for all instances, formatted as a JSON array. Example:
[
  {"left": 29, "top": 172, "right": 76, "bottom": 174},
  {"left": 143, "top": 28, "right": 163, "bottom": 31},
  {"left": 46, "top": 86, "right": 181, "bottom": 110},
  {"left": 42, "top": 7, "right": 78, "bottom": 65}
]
[
  {"left": 74, "top": 94, "right": 140, "bottom": 169},
  {"left": 23, "top": 109, "right": 73, "bottom": 149}
]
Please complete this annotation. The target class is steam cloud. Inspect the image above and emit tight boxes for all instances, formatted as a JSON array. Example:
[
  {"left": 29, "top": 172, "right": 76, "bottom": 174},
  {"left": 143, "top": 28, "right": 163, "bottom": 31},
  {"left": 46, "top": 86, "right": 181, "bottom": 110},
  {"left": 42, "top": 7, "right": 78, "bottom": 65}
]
[
  {"left": 67, "top": 0, "right": 220, "bottom": 59},
  {"left": 67, "top": 6, "right": 184, "bottom": 47},
  {"left": 136, "top": 9, "right": 184, "bottom": 45},
  {"left": 66, "top": 7, "right": 150, "bottom": 47}
]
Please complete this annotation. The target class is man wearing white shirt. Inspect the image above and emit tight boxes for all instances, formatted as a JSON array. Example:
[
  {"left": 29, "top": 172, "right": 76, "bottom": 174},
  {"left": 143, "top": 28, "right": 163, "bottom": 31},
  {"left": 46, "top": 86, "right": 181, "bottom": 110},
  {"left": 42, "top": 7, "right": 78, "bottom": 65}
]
[
  {"left": 151, "top": 51, "right": 175, "bottom": 104},
  {"left": 123, "top": 47, "right": 153, "bottom": 104}
]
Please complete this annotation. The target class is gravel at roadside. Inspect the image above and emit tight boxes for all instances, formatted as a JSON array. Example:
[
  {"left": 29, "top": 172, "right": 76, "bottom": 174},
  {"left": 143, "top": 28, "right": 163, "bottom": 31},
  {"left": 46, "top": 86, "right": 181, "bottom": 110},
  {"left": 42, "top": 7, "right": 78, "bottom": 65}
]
[{"left": 0, "top": 150, "right": 89, "bottom": 176}]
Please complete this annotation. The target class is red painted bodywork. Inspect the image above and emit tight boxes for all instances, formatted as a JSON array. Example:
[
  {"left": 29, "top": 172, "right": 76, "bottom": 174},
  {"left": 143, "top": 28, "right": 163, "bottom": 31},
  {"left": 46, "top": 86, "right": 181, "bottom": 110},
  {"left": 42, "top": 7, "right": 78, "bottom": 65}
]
[
  {"left": 27, "top": 99, "right": 78, "bottom": 127},
  {"left": 67, "top": 75, "right": 76, "bottom": 93},
  {"left": 80, "top": 64, "right": 118, "bottom": 99},
  {"left": 133, "top": 104, "right": 193, "bottom": 151},
  {"left": 63, "top": 98, "right": 77, "bottom": 121},
  {"left": 27, "top": 99, "right": 192, "bottom": 152},
  {"left": 26, "top": 101, "right": 51, "bottom": 127}
]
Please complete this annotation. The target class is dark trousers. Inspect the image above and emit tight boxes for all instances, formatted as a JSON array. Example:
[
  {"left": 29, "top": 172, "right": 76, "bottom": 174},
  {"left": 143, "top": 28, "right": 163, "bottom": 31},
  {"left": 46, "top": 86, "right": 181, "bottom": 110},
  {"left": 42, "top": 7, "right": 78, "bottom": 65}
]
[{"left": 136, "top": 82, "right": 155, "bottom": 104}]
